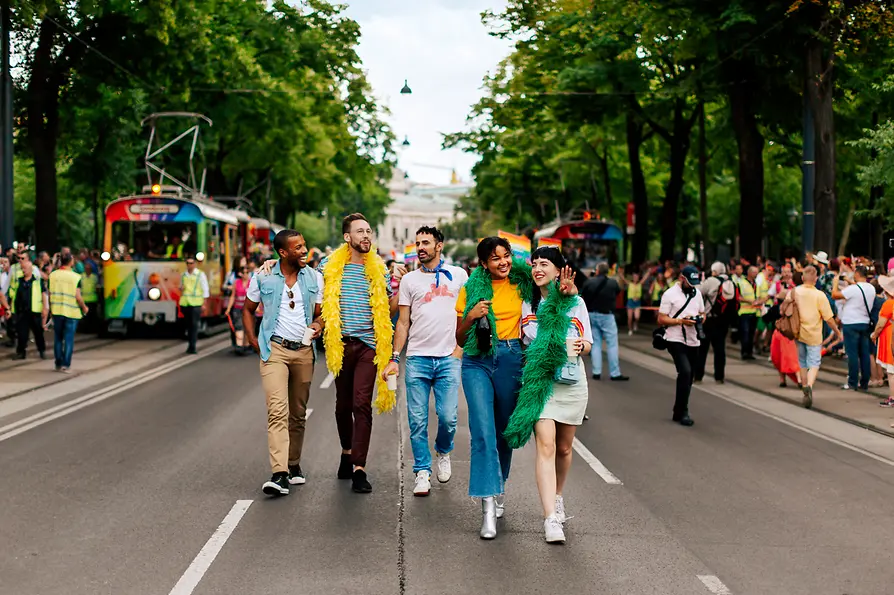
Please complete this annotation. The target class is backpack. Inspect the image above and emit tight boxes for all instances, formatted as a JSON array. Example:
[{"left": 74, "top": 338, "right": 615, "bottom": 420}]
[
  {"left": 709, "top": 275, "right": 739, "bottom": 321},
  {"left": 775, "top": 291, "right": 800, "bottom": 341}
]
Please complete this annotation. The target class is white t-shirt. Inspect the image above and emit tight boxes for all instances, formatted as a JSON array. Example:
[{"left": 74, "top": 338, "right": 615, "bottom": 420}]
[
  {"left": 840, "top": 282, "right": 875, "bottom": 325},
  {"left": 520, "top": 296, "right": 594, "bottom": 346},
  {"left": 398, "top": 265, "right": 468, "bottom": 357},
  {"left": 246, "top": 270, "right": 323, "bottom": 341},
  {"left": 658, "top": 283, "right": 705, "bottom": 347}
]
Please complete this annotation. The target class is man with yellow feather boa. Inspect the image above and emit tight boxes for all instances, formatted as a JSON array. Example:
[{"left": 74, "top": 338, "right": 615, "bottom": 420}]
[{"left": 317, "top": 213, "right": 405, "bottom": 494}]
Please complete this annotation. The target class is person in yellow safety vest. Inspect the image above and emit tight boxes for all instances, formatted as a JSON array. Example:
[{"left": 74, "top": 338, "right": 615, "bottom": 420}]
[
  {"left": 0, "top": 257, "right": 49, "bottom": 360},
  {"left": 180, "top": 256, "right": 210, "bottom": 354},
  {"left": 736, "top": 266, "right": 767, "bottom": 361},
  {"left": 49, "top": 252, "right": 89, "bottom": 373},
  {"left": 79, "top": 261, "right": 100, "bottom": 333},
  {"left": 166, "top": 236, "right": 184, "bottom": 259}
]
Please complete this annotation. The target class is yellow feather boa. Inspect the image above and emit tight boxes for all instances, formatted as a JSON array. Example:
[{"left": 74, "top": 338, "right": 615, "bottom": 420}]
[{"left": 321, "top": 244, "right": 395, "bottom": 413}]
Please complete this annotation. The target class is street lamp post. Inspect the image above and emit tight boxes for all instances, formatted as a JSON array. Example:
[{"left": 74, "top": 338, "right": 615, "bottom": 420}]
[{"left": 0, "top": 0, "right": 13, "bottom": 251}]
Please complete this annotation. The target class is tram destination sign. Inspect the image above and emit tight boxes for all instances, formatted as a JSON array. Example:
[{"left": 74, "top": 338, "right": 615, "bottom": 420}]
[{"left": 129, "top": 204, "right": 180, "bottom": 215}]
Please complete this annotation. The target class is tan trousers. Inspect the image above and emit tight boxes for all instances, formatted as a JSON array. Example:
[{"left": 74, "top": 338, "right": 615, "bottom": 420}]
[{"left": 260, "top": 343, "right": 313, "bottom": 473}]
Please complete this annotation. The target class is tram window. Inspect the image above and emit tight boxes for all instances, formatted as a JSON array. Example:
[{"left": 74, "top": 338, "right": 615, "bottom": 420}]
[{"left": 109, "top": 221, "right": 198, "bottom": 261}]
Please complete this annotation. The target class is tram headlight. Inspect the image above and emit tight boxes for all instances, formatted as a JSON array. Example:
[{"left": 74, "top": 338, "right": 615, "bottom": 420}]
[
  {"left": 195, "top": 252, "right": 205, "bottom": 262},
  {"left": 101, "top": 251, "right": 111, "bottom": 261},
  {"left": 147, "top": 287, "right": 161, "bottom": 301}
]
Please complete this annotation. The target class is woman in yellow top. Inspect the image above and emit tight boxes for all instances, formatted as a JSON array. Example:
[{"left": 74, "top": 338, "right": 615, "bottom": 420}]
[
  {"left": 455, "top": 237, "right": 575, "bottom": 540},
  {"left": 626, "top": 271, "right": 644, "bottom": 335}
]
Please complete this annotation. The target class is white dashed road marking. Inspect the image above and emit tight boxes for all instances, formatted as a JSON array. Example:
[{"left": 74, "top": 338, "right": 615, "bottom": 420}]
[
  {"left": 698, "top": 575, "right": 733, "bottom": 594},
  {"left": 320, "top": 372, "right": 335, "bottom": 389},
  {"left": 572, "top": 437, "right": 622, "bottom": 484}
]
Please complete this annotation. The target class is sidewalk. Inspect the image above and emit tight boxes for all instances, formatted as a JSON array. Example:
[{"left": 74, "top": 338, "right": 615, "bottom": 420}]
[{"left": 619, "top": 330, "right": 894, "bottom": 438}]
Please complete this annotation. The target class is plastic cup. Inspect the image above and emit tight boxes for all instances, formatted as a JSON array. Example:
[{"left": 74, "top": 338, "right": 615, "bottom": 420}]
[
  {"left": 386, "top": 373, "right": 398, "bottom": 391},
  {"left": 566, "top": 337, "right": 578, "bottom": 359},
  {"left": 302, "top": 327, "right": 314, "bottom": 346}
]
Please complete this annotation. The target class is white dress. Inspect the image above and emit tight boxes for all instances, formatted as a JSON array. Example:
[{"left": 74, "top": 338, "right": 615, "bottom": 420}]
[{"left": 521, "top": 295, "right": 594, "bottom": 425}]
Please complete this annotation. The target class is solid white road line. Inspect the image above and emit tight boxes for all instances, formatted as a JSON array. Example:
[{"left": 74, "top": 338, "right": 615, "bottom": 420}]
[
  {"left": 319, "top": 372, "right": 335, "bottom": 389},
  {"left": 698, "top": 574, "right": 733, "bottom": 594},
  {"left": 168, "top": 500, "right": 253, "bottom": 595},
  {"left": 306, "top": 408, "right": 313, "bottom": 419},
  {"left": 0, "top": 341, "right": 231, "bottom": 443},
  {"left": 572, "top": 437, "right": 623, "bottom": 485}
]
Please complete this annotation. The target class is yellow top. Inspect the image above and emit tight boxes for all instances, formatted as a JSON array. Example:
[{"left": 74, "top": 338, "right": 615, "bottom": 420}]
[
  {"left": 628, "top": 282, "right": 643, "bottom": 301},
  {"left": 792, "top": 284, "right": 834, "bottom": 346},
  {"left": 455, "top": 279, "right": 523, "bottom": 340}
]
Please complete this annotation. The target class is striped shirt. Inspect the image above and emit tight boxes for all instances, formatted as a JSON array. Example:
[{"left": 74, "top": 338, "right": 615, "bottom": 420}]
[{"left": 319, "top": 256, "right": 393, "bottom": 349}]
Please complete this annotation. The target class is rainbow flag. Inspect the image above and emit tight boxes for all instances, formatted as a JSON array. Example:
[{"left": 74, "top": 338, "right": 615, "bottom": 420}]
[
  {"left": 403, "top": 243, "right": 417, "bottom": 263},
  {"left": 537, "top": 237, "right": 562, "bottom": 249},
  {"left": 498, "top": 230, "right": 531, "bottom": 261}
]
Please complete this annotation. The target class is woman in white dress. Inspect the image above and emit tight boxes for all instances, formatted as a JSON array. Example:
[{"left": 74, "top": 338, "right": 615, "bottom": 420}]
[{"left": 508, "top": 247, "right": 592, "bottom": 544}]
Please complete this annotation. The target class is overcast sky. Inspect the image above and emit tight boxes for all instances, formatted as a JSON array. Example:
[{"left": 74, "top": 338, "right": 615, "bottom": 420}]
[{"left": 342, "top": 1, "right": 512, "bottom": 185}]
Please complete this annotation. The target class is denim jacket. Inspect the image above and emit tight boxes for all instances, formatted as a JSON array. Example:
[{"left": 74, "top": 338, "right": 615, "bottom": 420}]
[{"left": 256, "top": 262, "right": 319, "bottom": 362}]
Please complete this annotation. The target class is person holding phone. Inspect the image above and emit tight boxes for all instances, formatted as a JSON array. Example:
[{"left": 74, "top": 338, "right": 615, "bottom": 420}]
[{"left": 657, "top": 266, "right": 706, "bottom": 427}]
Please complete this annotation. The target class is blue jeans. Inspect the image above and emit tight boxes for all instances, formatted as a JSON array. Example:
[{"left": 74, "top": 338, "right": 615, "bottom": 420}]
[
  {"left": 843, "top": 323, "right": 872, "bottom": 389},
  {"left": 589, "top": 312, "right": 621, "bottom": 378},
  {"left": 461, "top": 340, "right": 523, "bottom": 498},
  {"left": 53, "top": 315, "right": 78, "bottom": 369},
  {"left": 405, "top": 355, "right": 461, "bottom": 474}
]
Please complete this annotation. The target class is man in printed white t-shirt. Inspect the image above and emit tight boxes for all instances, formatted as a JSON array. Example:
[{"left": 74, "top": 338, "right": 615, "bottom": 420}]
[
  {"left": 382, "top": 226, "right": 469, "bottom": 496},
  {"left": 657, "top": 266, "right": 705, "bottom": 427}
]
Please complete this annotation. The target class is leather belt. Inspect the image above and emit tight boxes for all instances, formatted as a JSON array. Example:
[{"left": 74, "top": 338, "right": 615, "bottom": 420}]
[{"left": 271, "top": 335, "right": 307, "bottom": 350}]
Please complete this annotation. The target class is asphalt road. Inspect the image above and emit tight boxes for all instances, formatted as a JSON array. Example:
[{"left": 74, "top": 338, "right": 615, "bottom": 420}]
[{"left": 1, "top": 346, "right": 893, "bottom": 595}]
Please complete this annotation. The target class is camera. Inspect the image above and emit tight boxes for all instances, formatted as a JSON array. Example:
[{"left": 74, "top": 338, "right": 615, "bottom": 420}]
[{"left": 694, "top": 316, "right": 706, "bottom": 341}]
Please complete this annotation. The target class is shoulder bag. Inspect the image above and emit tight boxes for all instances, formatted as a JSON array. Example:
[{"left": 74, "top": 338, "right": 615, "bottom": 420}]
[{"left": 652, "top": 293, "right": 695, "bottom": 351}]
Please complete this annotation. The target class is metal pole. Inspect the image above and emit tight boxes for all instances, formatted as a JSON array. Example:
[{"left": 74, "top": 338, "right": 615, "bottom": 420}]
[
  {"left": 801, "top": 93, "right": 816, "bottom": 255},
  {"left": 0, "top": 0, "right": 13, "bottom": 251}
]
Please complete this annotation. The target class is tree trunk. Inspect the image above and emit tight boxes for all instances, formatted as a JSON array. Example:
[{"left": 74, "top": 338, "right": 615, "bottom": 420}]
[
  {"left": 868, "top": 111, "right": 883, "bottom": 259},
  {"left": 728, "top": 80, "right": 765, "bottom": 263},
  {"left": 698, "top": 101, "right": 711, "bottom": 264},
  {"left": 806, "top": 38, "right": 836, "bottom": 255},
  {"left": 659, "top": 100, "right": 693, "bottom": 261},
  {"left": 599, "top": 146, "right": 612, "bottom": 211},
  {"left": 26, "top": 18, "right": 60, "bottom": 252},
  {"left": 626, "top": 112, "right": 649, "bottom": 266},
  {"left": 838, "top": 202, "right": 854, "bottom": 256}
]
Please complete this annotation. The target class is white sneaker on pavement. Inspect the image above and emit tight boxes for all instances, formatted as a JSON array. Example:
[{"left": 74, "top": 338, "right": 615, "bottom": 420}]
[
  {"left": 555, "top": 495, "right": 567, "bottom": 523},
  {"left": 436, "top": 453, "right": 452, "bottom": 483},
  {"left": 413, "top": 470, "right": 431, "bottom": 497},
  {"left": 544, "top": 515, "right": 566, "bottom": 544}
]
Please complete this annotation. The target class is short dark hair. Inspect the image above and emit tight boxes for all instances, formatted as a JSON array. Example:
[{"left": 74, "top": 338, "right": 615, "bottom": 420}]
[
  {"left": 855, "top": 265, "right": 869, "bottom": 279},
  {"left": 342, "top": 213, "right": 369, "bottom": 234},
  {"left": 476, "top": 236, "right": 511, "bottom": 263},
  {"left": 273, "top": 229, "right": 302, "bottom": 255},
  {"left": 416, "top": 226, "right": 444, "bottom": 243},
  {"left": 60, "top": 252, "right": 74, "bottom": 266}
]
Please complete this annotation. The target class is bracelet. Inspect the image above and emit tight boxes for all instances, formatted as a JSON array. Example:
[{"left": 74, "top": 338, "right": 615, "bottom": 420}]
[{"left": 390, "top": 353, "right": 401, "bottom": 364}]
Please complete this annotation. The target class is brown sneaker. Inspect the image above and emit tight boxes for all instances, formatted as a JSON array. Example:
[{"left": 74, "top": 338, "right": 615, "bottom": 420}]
[{"left": 802, "top": 385, "right": 813, "bottom": 409}]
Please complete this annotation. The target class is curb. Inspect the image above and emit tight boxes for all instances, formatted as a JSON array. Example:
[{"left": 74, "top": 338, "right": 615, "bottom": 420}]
[{"left": 623, "top": 340, "right": 894, "bottom": 441}]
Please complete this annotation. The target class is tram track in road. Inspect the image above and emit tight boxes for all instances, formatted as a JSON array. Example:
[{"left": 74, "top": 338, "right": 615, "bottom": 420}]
[{"left": 0, "top": 339, "right": 231, "bottom": 443}]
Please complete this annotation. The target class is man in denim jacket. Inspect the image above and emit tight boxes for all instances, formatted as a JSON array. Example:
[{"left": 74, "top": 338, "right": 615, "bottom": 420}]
[{"left": 244, "top": 230, "right": 323, "bottom": 497}]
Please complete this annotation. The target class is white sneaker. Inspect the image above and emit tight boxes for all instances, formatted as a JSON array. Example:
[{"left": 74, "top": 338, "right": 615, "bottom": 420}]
[
  {"left": 436, "top": 453, "right": 452, "bottom": 483},
  {"left": 628, "top": 330, "right": 633, "bottom": 336},
  {"left": 495, "top": 493, "right": 505, "bottom": 519},
  {"left": 555, "top": 495, "right": 567, "bottom": 523},
  {"left": 413, "top": 470, "right": 431, "bottom": 497},
  {"left": 544, "top": 515, "right": 566, "bottom": 544}
]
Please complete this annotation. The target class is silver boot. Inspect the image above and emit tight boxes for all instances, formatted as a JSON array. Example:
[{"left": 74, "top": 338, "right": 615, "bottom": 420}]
[{"left": 480, "top": 497, "right": 497, "bottom": 539}]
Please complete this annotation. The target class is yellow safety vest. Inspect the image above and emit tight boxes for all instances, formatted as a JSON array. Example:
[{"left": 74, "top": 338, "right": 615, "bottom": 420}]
[
  {"left": 10, "top": 274, "right": 43, "bottom": 314},
  {"left": 737, "top": 278, "right": 766, "bottom": 316},
  {"left": 49, "top": 268, "right": 83, "bottom": 320},
  {"left": 81, "top": 274, "right": 98, "bottom": 303},
  {"left": 166, "top": 244, "right": 184, "bottom": 259},
  {"left": 180, "top": 272, "right": 205, "bottom": 307}
]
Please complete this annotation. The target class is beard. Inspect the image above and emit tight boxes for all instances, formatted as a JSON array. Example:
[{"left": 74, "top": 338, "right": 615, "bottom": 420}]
[
  {"left": 350, "top": 239, "right": 371, "bottom": 254},
  {"left": 419, "top": 252, "right": 438, "bottom": 266}
]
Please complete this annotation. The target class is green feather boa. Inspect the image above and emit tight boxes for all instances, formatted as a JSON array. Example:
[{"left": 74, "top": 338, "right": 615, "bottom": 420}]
[
  {"left": 504, "top": 287, "right": 578, "bottom": 449},
  {"left": 460, "top": 258, "right": 533, "bottom": 356}
]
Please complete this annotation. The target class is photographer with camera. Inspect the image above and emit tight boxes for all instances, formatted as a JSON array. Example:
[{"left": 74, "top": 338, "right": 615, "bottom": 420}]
[{"left": 657, "top": 266, "right": 706, "bottom": 427}]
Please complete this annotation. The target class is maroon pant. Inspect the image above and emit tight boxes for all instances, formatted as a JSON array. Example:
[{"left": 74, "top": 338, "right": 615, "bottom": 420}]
[{"left": 334, "top": 338, "right": 377, "bottom": 467}]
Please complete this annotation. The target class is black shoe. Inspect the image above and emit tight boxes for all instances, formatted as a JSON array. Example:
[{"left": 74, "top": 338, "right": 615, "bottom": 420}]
[
  {"left": 337, "top": 453, "right": 353, "bottom": 479},
  {"left": 39, "top": 351, "right": 46, "bottom": 360},
  {"left": 673, "top": 414, "right": 694, "bottom": 427},
  {"left": 262, "top": 472, "right": 290, "bottom": 496},
  {"left": 352, "top": 469, "right": 373, "bottom": 493},
  {"left": 288, "top": 464, "right": 306, "bottom": 485},
  {"left": 13, "top": 353, "right": 25, "bottom": 360},
  {"left": 742, "top": 354, "right": 755, "bottom": 361},
  {"left": 186, "top": 348, "right": 198, "bottom": 355},
  {"left": 611, "top": 375, "right": 630, "bottom": 382},
  {"left": 592, "top": 374, "right": 601, "bottom": 380}
]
